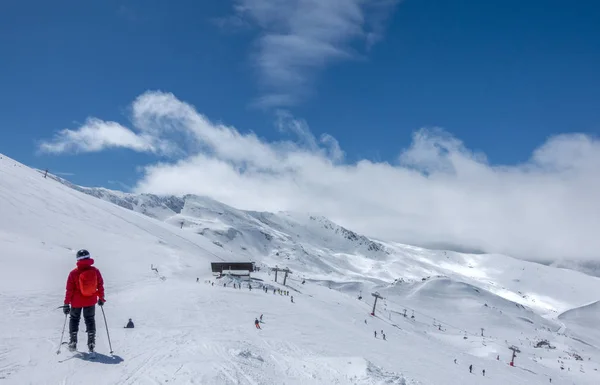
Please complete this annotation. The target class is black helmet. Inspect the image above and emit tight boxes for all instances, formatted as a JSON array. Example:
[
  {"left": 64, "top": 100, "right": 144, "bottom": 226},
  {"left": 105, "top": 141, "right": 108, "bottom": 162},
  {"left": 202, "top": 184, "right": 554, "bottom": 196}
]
[{"left": 76, "top": 249, "right": 90, "bottom": 260}]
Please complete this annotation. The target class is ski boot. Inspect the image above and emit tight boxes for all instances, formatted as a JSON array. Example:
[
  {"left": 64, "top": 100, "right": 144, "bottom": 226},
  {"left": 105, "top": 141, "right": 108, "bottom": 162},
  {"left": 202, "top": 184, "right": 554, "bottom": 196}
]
[
  {"left": 87, "top": 332, "right": 96, "bottom": 355},
  {"left": 67, "top": 333, "right": 77, "bottom": 352}
]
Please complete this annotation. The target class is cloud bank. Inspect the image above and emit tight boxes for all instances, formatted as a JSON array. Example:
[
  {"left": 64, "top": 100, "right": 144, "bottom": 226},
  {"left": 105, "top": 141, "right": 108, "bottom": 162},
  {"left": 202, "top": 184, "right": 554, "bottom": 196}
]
[
  {"left": 224, "top": 0, "right": 399, "bottom": 107},
  {"left": 39, "top": 91, "right": 600, "bottom": 263}
]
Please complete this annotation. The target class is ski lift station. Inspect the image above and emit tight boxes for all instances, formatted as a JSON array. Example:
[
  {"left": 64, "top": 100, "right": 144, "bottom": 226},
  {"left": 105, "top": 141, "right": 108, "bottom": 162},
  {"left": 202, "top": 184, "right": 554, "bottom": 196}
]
[{"left": 211, "top": 262, "right": 255, "bottom": 277}]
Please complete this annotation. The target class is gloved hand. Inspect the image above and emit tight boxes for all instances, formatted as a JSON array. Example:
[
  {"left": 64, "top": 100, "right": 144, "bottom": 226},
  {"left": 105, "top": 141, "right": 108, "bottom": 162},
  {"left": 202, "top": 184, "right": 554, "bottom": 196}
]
[
  {"left": 98, "top": 299, "right": 105, "bottom": 307},
  {"left": 62, "top": 304, "right": 70, "bottom": 315}
]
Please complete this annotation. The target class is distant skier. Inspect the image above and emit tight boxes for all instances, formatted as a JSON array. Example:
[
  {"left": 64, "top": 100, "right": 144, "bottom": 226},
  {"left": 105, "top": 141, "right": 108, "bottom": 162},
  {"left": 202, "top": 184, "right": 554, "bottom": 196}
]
[
  {"left": 196, "top": 277, "right": 199, "bottom": 283},
  {"left": 62, "top": 249, "right": 105, "bottom": 353},
  {"left": 260, "top": 314, "right": 263, "bottom": 322},
  {"left": 374, "top": 331, "right": 377, "bottom": 338},
  {"left": 469, "top": 365, "right": 473, "bottom": 373},
  {"left": 255, "top": 318, "right": 261, "bottom": 329},
  {"left": 383, "top": 333, "right": 386, "bottom": 341},
  {"left": 291, "top": 296, "right": 294, "bottom": 303},
  {"left": 124, "top": 318, "right": 134, "bottom": 328},
  {"left": 454, "top": 359, "right": 457, "bottom": 364},
  {"left": 482, "top": 369, "right": 485, "bottom": 376}
]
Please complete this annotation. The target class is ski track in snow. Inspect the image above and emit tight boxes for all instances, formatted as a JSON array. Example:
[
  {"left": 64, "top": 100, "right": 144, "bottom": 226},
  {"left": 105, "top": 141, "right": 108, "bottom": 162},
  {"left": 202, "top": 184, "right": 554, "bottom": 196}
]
[{"left": 1, "top": 154, "right": 600, "bottom": 384}]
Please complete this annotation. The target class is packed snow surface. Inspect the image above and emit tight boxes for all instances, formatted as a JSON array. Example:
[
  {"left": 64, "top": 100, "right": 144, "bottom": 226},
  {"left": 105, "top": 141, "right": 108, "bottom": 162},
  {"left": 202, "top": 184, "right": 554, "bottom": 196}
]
[{"left": 1, "top": 153, "right": 600, "bottom": 384}]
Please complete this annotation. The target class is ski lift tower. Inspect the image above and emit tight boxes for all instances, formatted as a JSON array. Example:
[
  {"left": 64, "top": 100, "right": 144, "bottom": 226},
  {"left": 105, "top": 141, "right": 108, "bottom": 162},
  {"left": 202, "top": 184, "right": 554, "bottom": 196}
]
[
  {"left": 371, "top": 292, "right": 384, "bottom": 316},
  {"left": 271, "top": 266, "right": 292, "bottom": 285},
  {"left": 509, "top": 345, "right": 521, "bottom": 366}
]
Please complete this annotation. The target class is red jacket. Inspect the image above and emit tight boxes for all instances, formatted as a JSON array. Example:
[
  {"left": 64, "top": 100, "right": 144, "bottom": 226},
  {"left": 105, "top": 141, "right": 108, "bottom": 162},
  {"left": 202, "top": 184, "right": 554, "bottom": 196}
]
[{"left": 64, "top": 258, "right": 105, "bottom": 308}]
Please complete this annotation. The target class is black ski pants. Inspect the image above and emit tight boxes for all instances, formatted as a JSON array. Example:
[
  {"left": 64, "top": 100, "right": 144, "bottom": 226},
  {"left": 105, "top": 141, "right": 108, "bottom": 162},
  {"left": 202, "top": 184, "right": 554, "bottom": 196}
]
[{"left": 69, "top": 305, "right": 96, "bottom": 335}]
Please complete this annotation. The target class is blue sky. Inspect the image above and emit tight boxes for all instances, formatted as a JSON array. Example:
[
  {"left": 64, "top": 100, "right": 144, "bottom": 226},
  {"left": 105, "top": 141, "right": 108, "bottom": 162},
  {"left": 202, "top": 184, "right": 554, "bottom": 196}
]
[
  {"left": 1, "top": 0, "right": 597, "bottom": 185},
  {"left": 1, "top": 0, "right": 599, "bottom": 260}
]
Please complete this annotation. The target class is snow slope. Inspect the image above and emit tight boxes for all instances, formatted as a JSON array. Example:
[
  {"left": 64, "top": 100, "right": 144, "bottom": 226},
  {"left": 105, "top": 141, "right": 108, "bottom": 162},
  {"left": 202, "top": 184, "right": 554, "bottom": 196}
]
[
  {"left": 1, "top": 153, "right": 599, "bottom": 384},
  {"left": 558, "top": 301, "right": 600, "bottom": 350},
  {"left": 560, "top": 300, "right": 600, "bottom": 329}
]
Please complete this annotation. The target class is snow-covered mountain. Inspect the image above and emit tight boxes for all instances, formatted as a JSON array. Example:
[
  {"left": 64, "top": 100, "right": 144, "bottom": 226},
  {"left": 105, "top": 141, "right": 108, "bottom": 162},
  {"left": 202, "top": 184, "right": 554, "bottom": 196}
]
[
  {"left": 48, "top": 174, "right": 389, "bottom": 262},
  {"left": 2, "top": 153, "right": 600, "bottom": 384},
  {"left": 51, "top": 176, "right": 600, "bottom": 317}
]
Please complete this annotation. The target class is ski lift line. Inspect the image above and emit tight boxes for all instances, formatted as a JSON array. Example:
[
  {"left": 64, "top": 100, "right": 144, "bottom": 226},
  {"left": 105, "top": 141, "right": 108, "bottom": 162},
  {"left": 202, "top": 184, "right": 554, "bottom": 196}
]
[
  {"left": 360, "top": 296, "right": 528, "bottom": 363},
  {"left": 382, "top": 296, "right": 465, "bottom": 332},
  {"left": 383, "top": 298, "right": 512, "bottom": 352},
  {"left": 368, "top": 295, "right": 481, "bottom": 338}
]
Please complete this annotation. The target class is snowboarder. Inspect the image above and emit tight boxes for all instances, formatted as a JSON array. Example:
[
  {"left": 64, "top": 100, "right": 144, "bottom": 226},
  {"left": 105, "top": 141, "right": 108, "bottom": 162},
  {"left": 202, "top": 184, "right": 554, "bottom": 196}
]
[
  {"left": 255, "top": 318, "right": 261, "bottom": 329},
  {"left": 469, "top": 365, "right": 473, "bottom": 373},
  {"left": 62, "top": 249, "right": 105, "bottom": 353},
  {"left": 124, "top": 318, "right": 134, "bottom": 328}
]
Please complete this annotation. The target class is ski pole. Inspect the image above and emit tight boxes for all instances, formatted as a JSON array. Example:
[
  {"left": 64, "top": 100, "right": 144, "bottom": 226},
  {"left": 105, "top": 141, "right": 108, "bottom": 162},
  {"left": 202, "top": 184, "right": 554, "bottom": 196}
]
[
  {"left": 56, "top": 313, "right": 68, "bottom": 355},
  {"left": 100, "top": 305, "right": 114, "bottom": 354}
]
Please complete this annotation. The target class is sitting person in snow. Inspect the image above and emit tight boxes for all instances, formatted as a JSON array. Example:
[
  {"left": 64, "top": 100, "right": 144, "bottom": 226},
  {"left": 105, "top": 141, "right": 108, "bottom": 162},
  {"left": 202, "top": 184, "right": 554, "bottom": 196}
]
[{"left": 124, "top": 318, "right": 135, "bottom": 328}]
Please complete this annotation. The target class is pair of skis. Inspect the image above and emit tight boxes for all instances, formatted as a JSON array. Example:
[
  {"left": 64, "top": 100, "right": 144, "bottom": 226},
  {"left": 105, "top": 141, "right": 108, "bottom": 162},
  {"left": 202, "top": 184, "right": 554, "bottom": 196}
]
[{"left": 57, "top": 342, "right": 97, "bottom": 362}]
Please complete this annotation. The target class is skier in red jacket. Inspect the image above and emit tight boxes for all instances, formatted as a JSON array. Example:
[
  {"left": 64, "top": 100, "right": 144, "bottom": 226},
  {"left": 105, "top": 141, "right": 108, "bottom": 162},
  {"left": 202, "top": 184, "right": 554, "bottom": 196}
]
[{"left": 62, "top": 249, "right": 105, "bottom": 352}]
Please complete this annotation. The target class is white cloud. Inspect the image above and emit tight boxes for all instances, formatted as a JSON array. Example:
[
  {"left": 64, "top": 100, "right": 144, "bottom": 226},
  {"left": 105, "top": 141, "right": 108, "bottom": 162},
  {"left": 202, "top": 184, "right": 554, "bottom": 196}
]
[
  {"left": 39, "top": 91, "right": 600, "bottom": 264},
  {"left": 228, "top": 0, "right": 400, "bottom": 107},
  {"left": 38, "top": 118, "right": 163, "bottom": 155}
]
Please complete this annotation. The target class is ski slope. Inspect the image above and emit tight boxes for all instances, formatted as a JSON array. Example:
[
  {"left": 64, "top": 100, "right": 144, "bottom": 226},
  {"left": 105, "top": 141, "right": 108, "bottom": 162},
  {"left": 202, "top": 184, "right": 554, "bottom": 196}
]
[{"left": 1, "top": 153, "right": 600, "bottom": 385}]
